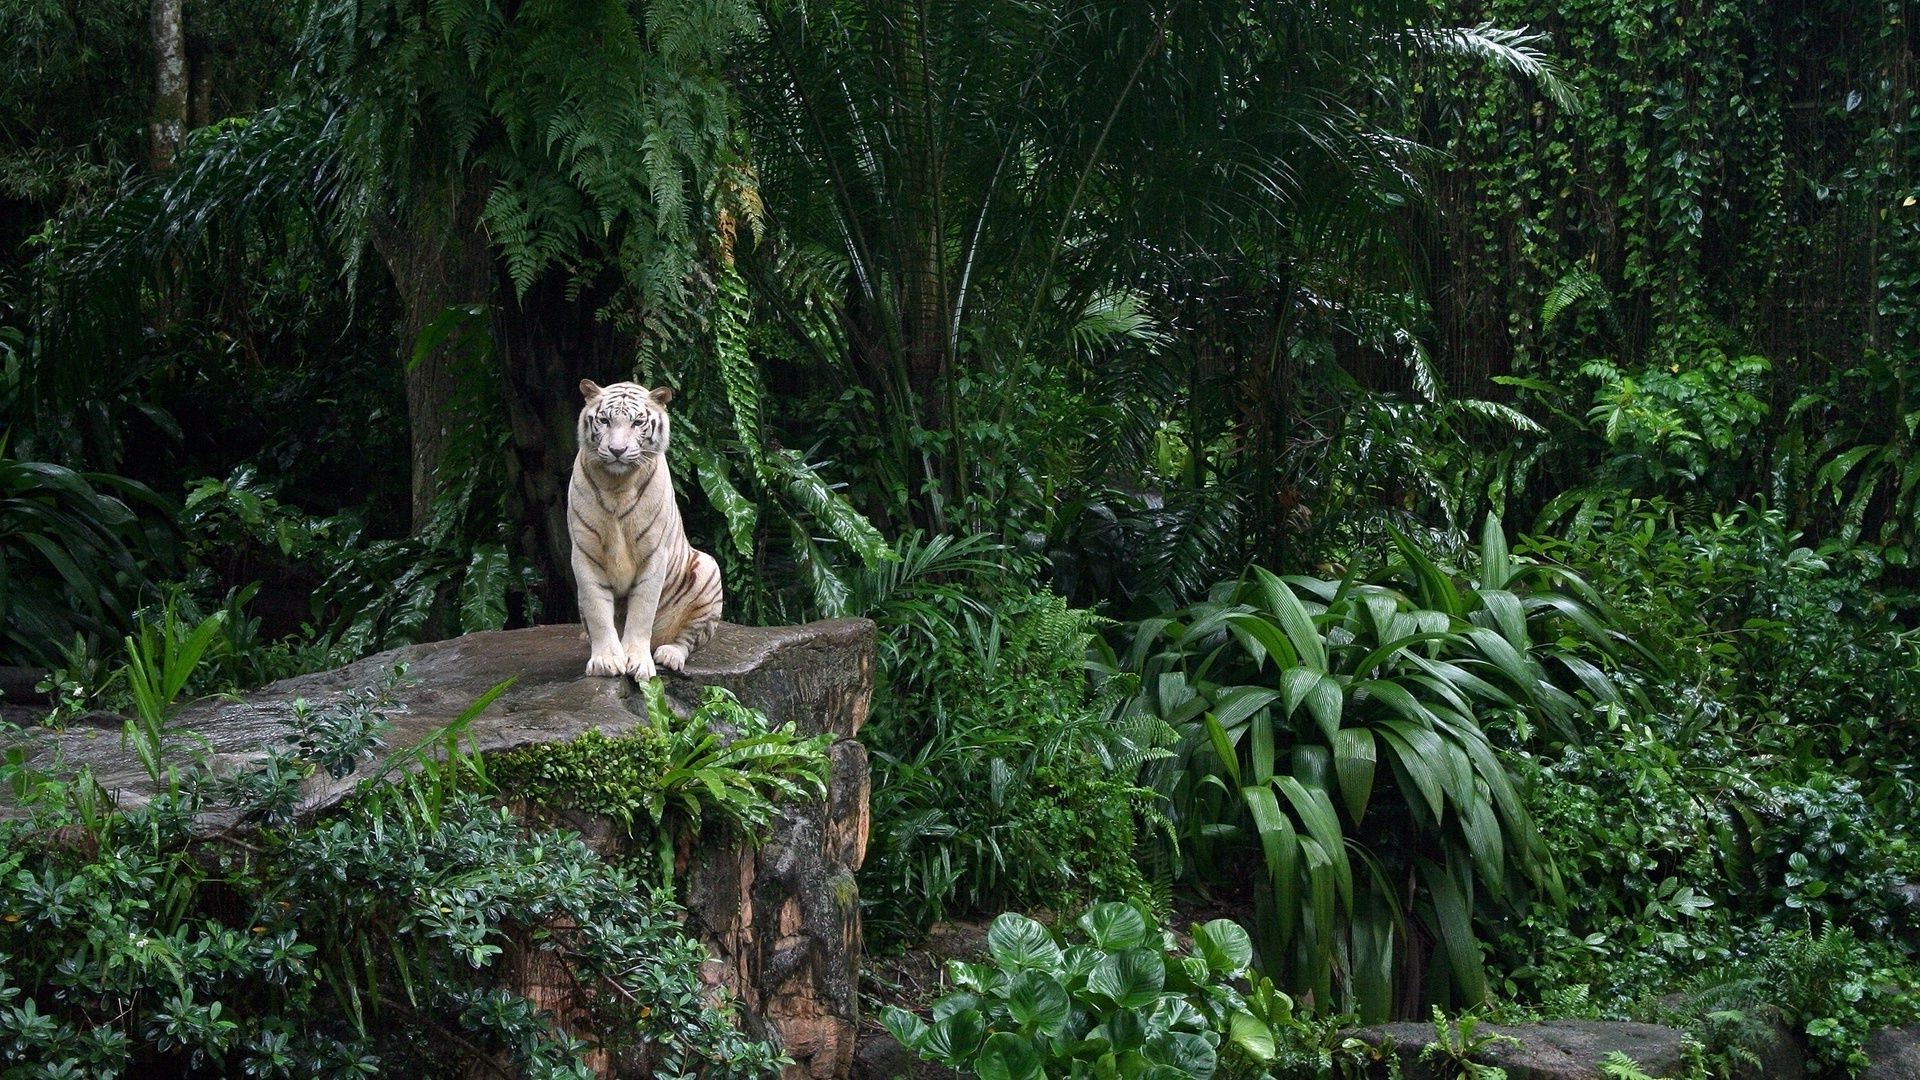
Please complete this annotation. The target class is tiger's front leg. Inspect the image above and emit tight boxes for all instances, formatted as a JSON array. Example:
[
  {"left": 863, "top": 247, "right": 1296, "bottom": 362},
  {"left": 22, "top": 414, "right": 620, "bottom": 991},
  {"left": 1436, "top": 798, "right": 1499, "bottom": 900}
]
[
  {"left": 575, "top": 554, "right": 626, "bottom": 677},
  {"left": 620, "top": 563, "right": 667, "bottom": 680}
]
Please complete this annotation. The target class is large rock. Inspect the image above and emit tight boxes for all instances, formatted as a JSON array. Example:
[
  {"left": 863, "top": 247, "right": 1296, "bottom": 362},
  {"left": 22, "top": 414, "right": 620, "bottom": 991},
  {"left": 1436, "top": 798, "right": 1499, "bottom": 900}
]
[
  {"left": 1, "top": 621, "right": 874, "bottom": 1080},
  {"left": 1347, "top": 1020, "right": 1690, "bottom": 1080},
  {"left": 1865, "top": 1026, "right": 1920, "bottom": 1080}
]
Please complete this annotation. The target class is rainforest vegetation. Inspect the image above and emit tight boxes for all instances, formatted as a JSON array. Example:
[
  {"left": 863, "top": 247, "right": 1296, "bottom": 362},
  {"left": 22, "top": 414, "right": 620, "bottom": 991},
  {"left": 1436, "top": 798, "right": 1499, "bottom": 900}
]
[{"left": 1, "top": 0, "right": 1918, "bottom": 1076}]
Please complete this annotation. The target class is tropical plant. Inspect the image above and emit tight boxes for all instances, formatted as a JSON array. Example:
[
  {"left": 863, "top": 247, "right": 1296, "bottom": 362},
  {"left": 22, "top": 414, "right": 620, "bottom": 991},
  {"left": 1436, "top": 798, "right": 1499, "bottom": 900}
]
[
  {"left": 0, "top": 453, "right": 174, "bottom": 668},
  {"left": 1114, "top": 516, "right": 1641, "bottom": 1018},
  {"left": 0, "top": 680, "right": 784, "bottom": 1078},
  {"left": 861, "top": 589, "right": 1159, "bottom": 940},
  {"left": 883, "top": 905, "right": 1311, "bottom": 1080}
]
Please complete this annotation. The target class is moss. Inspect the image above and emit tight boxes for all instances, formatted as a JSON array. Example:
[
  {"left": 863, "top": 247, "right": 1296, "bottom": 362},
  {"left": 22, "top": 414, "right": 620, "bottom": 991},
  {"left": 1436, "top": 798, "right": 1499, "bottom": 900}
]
[{"left": 488, "top": 726, "right": 670, "bottom": 836}]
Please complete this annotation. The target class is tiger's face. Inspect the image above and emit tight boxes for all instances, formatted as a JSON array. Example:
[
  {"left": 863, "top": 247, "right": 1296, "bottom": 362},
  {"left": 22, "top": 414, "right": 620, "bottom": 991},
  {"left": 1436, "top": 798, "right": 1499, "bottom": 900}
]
[{"left": 578, "top": 380, "right": 673, "bottom": 472}]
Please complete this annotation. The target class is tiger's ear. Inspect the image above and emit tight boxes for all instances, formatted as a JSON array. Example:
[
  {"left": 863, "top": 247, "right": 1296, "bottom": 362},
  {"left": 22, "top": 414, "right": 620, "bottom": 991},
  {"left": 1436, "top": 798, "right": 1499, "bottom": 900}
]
[
  {"left": 649, "top": 386, "right": 674, "bottom": 407},
  {"left": 579, "top": 379, "right": 603, "bottom": 401}
]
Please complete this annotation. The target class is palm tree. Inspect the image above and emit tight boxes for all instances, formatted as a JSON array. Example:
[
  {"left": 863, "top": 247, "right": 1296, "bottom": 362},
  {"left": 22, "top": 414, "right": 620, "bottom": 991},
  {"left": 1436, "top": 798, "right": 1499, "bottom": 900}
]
[{"left": 736, "top": 0, "right": 1566, "bottom": 559}]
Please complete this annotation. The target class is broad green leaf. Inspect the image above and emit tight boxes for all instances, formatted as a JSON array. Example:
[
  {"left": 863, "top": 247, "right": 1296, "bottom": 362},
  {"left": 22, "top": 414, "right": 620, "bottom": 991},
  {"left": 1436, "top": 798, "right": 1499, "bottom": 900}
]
[
  {"left": 924, "top": 1009, "right": 987, "bottom": 1064},
  {"left": 1479, "top": 513, "right": 1512, "bottom": 589},
  {"left": 1097, "top": 1006, "right": 1148, "bottom": 1052},
  {"left": 457, "top": 544, "right": 510, "bottom": 632},
  {"left": 1356, "top": 678, "right": 1439, "bottom": 726},
  {"left": 1303, "top": 674, "right": 1344, "bottom": 742},
  {"left": 1146, "top": 1031, "right": 1218, "bottom": 1078},
  {"left": 1087, "top": 948, "right": 1166, "bottom": 1009},
  {"left": 1273, "top": 777, "right": 1352, "bottom": 911},
  {"left": 1192, "top": 919, "right": 1253, "bottom": 975},
  {"left": 687, "top": 443, "right": 758, "bottom": 558},
  {"left": 1004, "top": 971, "right": 1071, "bottom": 1036},
  {"left": 1253, "top": 567, "right": 1327, "bottom": 670},
  {"left": 881, "top": 1006, "right": 929, "bottom": 1050},
  {"left": 1419, "top": 858, "right": 1489, "bottom": 1006},
  {"left": 1202, "top": 715, "right": 1244, "bottom": 788},
  {"left": 1079, "top": 902, "right": 1149, "bottom": 951},
  {"left": 1229, "top": 1012, "right": 1277, "bottom": 1063},
  {"left": 1225, "top": 612, "right": 1298, "bottom": 670},
  {"left": 1376, "top": 721, "right": 1446, "bottom": 821},
  {"left": 976, "top": 1031, "right": 1046, "bottom": 1080},
  {"left": 1473, "top": 588, "right": 1529, "bottom": 650},
  {"left": 1210, "top": 685, "right": 1281, "bottom": 732},
  {"left": 1242, "top": 786, "right": 1298, "bottom": 952},
  {"left": 1332, "top": 727, "right": 1377, "bottom": 823},
  {"left": 988, "top": 913, "right": 1063, "bottom": 971},
  {"left": 1389, "top": 523, "right": 1462, "bottom": 615}
]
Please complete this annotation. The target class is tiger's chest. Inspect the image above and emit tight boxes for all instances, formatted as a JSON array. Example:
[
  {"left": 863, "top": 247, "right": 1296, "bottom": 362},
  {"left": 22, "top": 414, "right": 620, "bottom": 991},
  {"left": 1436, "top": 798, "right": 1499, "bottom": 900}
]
[
  {"left": 598, "top": 499, "right": 665, "bottom": 582},
  {"left": 570, "top": 468, "right": 673, "bottom": 593}
]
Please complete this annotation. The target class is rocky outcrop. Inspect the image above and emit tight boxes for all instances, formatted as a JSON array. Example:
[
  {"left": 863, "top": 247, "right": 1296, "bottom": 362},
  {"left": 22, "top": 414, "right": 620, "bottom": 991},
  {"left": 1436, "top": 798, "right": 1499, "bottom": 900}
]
[
  {"left": 2, "top": 620, "right": 874, "bottom": 1080},
  {"left": 1346, "top": 1020, "right": 1690, "bottom": 1080},
  {"left": 1864, "top": 1026, "right": 1920, "bottom": 1080}
]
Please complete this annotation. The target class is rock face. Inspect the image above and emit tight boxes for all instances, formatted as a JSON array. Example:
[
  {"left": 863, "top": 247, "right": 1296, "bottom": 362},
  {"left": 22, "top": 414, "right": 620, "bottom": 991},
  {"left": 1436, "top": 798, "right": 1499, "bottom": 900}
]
[
  {"left": 1347, "top": 1020, "right": 1690, "bottom": 1080},
  {"left": 1864, "top": 1026, "right": 1920, "bottom": 1080},
  {"left": 2, "top": 620, "right": 875, "bottom": 1080}
]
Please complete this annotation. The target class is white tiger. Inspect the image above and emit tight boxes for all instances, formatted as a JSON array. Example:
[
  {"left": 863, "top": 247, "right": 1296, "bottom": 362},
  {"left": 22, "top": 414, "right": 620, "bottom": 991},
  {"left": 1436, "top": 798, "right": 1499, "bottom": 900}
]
[{"left": 567, "top": 379, "right": 722, "bottom": 679}]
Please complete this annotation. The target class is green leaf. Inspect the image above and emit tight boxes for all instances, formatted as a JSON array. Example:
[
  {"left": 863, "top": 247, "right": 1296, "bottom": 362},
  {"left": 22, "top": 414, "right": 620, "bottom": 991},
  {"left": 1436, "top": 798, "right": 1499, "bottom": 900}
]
[
  {"left": 1004, "top": 971, "right": 1072, "bottom": 1038},
  {"left": 687, "top": 442, "right": 758, "bottom": 558},
  {"left": 1146, "top": 1031, "right": 1219, "bottom": 1079},
  {"left": 988, "top": 913, "right": 1063, "bottom": 972},
  {"left": 976, "top": 1031, "right": 1046, "bottom": 1080},
  {"left": 1079, "top": 902, "right": 1149, "bottom": 951},
  {"left": 1479, "top": 513, "right": 1512, "bottom": 589},
  {"left": 1253, "top": 567, "right": 1327, "bottom": 670},
  {"left": 457, "top": 544, "right": 510, "bottom": 633},
  {"left": 923, "top": 1009, "right": 987, "bottom": 1064},
  {"left": 1087, "top": 947, "right": 1166, "bottom": 1009},
  {"left": 1332, "top": 727, "right": 1377, "bottom": 823},
  {"left": 1228, "top": 1011, "right": 1277, "bottom": 1063},
  {"left": 1192, "top": 919, "right": 1253, "bottom": 975}
]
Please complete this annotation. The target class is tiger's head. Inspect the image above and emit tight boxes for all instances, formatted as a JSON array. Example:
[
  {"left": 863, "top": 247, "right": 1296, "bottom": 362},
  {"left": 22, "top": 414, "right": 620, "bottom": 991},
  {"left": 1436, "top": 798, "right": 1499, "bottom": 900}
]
[{"left": 578, "top": 380, "right": 673, "bottom": 472}]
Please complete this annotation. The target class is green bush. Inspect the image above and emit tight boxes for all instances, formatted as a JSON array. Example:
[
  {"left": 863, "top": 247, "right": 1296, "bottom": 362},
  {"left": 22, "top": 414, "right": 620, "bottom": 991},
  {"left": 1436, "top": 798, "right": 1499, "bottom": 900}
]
[
  {"left": 860, "top": 582, "right": 1155, "bottom": 940},
  {"left": 1112, "top": 516, "right": 1638, "bottom": 1018},
  {"left": 489, "top": 681, "right": 831, "bottom": 888},
  {"left": 883, "top": 904, "right": 1320, "bottom": 1080},
  {"left": 0, "top": 683, "right": 783, "bottom": 1078},
  {"left": 0, "top": 454, "right": 175, "bottom": 669}
]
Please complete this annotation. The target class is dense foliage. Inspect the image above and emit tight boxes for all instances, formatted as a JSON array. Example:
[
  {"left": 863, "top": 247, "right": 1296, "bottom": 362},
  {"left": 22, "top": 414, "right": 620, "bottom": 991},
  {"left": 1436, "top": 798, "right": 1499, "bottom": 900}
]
[
  {"left": 3, "top": 0, "right": 1919, "bottom": 1074},
  {"left": 0, "top": 676, "right": 783, "bottom": 1078}
]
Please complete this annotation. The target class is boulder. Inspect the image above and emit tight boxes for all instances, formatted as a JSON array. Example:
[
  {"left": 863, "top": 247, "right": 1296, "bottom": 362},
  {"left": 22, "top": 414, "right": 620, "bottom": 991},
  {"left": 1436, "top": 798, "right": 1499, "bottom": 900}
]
[
  {"left": 1, "top": 620, "right": 875, "bottom": 1080},
  {"left": 1347, "top": 1020, "right": 1691, "bottom": 1080},
  {"left": 1864, "top": 1026, "right": 1920, "bottom": 1080}
]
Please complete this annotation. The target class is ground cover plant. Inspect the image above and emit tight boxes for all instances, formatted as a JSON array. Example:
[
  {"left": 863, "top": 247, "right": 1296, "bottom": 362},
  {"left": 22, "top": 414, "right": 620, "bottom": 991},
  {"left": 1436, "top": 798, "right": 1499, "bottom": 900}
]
[{"left": 0, "top": 658, "right": 796, "bottom": 1077}]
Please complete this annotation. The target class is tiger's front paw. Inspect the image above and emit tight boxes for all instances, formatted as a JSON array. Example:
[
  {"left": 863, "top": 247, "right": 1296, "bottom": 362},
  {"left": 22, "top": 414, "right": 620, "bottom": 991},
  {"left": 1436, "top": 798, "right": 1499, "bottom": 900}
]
[
  {"left": 653, "top": 643, "right": 689, "bottom": 672},
  {"left": 585, "top": 651, "right": 626, "bottom": 678},
  {"left": 624, "top": 646, "right": 658, "bottom": 681}
]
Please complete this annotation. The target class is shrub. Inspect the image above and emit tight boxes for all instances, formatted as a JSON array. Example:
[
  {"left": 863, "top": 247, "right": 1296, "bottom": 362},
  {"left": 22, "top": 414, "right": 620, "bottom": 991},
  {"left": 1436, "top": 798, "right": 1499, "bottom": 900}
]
[
  {"left": 0, "top": 679, "right": 784, "bottom": 1077},
  {"left": 1112, "top": 516, "right": 1640, "bottom": 1018},
  {"left": 883, "top": 904, "right": 1320, "bottom": 1080},
  {"left": 860, "top": 584, "right": 1156, "bottom": 940}
]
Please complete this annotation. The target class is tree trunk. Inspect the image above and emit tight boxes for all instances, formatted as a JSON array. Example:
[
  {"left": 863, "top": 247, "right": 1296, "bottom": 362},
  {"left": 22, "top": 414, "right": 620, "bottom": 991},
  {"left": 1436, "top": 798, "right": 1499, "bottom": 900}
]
[
  {"left": 148, "top": 0, "right": 186, "bottom": 171},
  {"left": 374, "top": 187, "right": 496, "bottom": 534},
  {"left": 492, "top": 272, "right": 639, "bottom": 622}
]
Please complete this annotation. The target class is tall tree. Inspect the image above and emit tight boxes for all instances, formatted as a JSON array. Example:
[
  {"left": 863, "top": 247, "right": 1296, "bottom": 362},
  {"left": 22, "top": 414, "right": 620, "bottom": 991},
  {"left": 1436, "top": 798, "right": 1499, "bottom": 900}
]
[{"left": 147, "top": 0, "right": 185, "bottom": 170}]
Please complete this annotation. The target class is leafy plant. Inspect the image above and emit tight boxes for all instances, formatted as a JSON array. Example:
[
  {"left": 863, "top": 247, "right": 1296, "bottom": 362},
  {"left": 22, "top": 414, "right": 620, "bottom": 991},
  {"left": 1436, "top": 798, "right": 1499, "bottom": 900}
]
[
  {"left": 0, "top": 453, "right": 174, "bottom": 668},
  {"left": 861, "top": 589, "right": 1158, "bottom": 939},
  {"left": 492, "top": 682, "right": 831, "bottom": 889},
  {"left": 0, "top": 677, "right": 784, "bottom": 1078},
  {"left": 1115, "top": 516, "right": 1640, "bottom": 1017},
  {"left": 883, "top": 905, "right": 1309, "bottom": 1080},
  {"left": 1419, "top": 1007, "right": 1519, "bottom": 1080}
]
